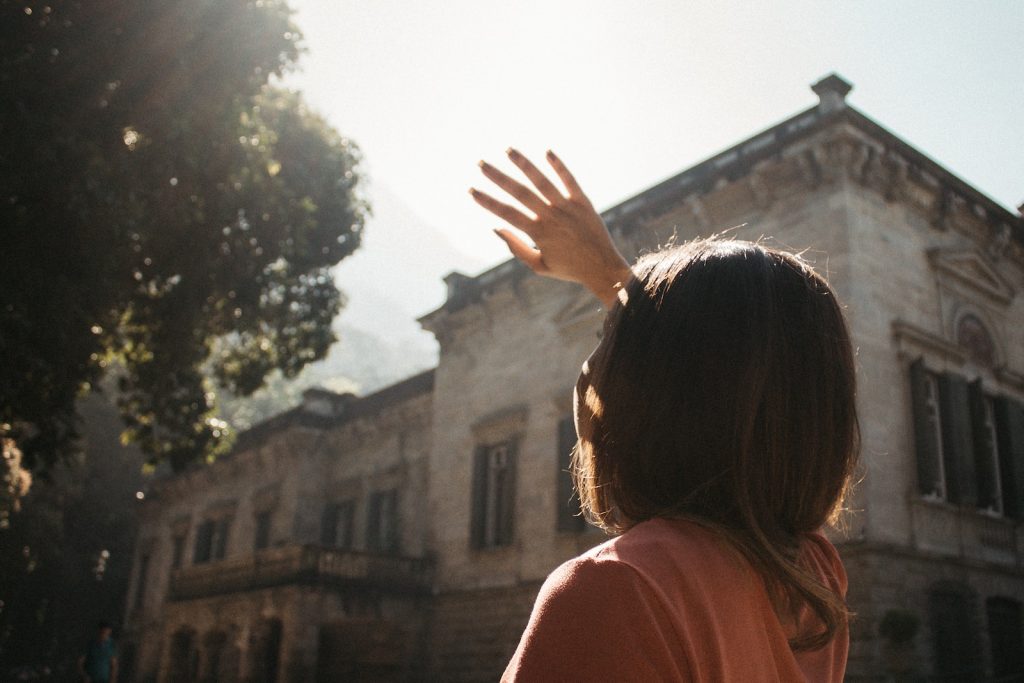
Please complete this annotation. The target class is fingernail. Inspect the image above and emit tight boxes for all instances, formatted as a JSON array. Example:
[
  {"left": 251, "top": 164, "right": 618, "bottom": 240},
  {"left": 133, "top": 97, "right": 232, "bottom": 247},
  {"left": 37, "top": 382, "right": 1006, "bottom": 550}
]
[
  {"left": 468, "top": 187, "right": 478, "bottom": 195},
  {"left": 545, "top": 149, "right": 556, "bottom": 158},
  {"left": 506, "top": 147, "right": 518, "bottom": 158},
  {"left": 477, "top": 160, "right": 486, "bottom": 169}
]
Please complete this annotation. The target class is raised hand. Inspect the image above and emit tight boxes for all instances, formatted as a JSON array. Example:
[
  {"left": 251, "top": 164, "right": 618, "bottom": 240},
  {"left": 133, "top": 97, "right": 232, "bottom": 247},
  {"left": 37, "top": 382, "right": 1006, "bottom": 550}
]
[{"left": 470, "top": 148, "right": 632, "bottom": 309}]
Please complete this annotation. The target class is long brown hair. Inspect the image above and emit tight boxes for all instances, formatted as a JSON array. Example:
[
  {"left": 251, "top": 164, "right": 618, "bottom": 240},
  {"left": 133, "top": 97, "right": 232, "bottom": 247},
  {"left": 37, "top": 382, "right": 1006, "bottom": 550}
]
[{"left": 572, "top": 237, "right": 859, "bottom": 651}]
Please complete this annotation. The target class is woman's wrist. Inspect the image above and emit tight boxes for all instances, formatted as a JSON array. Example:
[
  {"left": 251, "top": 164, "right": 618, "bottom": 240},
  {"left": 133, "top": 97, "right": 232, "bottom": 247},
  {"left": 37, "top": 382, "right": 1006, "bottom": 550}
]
[{"left": 587, "top": 262, "right": 633, "bottom": 309}]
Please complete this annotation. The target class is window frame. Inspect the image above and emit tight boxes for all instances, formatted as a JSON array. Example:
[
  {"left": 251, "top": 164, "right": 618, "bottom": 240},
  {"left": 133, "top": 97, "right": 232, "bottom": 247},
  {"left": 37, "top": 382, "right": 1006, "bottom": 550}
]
[
  {"left": 321, "top": 500, "right": 356, "bottom": 550},
  {"left": 909, "top": 359, "right": 1024, "bottom": 519},
  {"left": 470, "top": 438, "right": 518, "bottom": 550},
  {"left": 253, "top": 509, "right": 273, "bottom": 551},
  {"left": 366, "top": 489, "right": 399, "bottom": 554}
]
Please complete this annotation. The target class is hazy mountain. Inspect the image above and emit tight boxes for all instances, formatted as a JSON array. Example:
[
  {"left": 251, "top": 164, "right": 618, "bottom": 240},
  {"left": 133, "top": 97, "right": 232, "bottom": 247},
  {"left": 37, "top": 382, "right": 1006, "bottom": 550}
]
[
  {"left": 333, "top": 182, "right": 487, "bottom": 344},
  {"left": 219, "top": 183, "right": 488, "bottom": 429}
]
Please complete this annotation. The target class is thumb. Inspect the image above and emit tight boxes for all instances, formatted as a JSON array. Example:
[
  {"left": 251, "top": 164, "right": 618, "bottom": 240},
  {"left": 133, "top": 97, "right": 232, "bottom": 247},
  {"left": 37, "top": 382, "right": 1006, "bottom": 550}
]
[{"left": 494, "top": 229, "right": 548, "bottom": 274}]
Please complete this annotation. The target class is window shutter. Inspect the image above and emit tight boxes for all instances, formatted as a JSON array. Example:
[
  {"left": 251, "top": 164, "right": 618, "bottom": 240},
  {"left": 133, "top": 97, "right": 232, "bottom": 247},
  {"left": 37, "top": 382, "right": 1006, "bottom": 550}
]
[
  {"left": 469, "top": 446, "right": 488, "bottom": 548},
  {"left": 382, "top": 490, "right": 399, "bottom": 553},
  {"left": 213, "top": 517, "right": 230, "bottom": 559},
  {"left": 320, "top": 504, "right": 339, "bottom": 546},
  {"left": 909, "top": 359, "right": 942, "bottom": 497},
  {"left": 938, "top": 374, "right": 978, "bottom": 506},
  {"left": 994, "top": 398, "right": 1024, "bottom": 519},
  {"left": 497, "top": 441, "right": 517, "bottom": 546},
  {"left": 193, "top": 520, "right": 214, "bottom": 564},
  {"left": 968, "top": 380, "right": 999, "bottom": 511},
  {"left": 366, "top": 494, "right": 381, "bottom": 551},
  {"left": 556, "top": 417, "right": 586, "bottom": 532}
]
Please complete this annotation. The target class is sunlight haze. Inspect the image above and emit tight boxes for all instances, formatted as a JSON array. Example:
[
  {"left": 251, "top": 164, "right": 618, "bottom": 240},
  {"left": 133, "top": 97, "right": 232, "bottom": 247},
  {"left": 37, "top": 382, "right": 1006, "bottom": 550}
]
[{"left": 285, "top": 0, "right": 1023, "bottom": 291}]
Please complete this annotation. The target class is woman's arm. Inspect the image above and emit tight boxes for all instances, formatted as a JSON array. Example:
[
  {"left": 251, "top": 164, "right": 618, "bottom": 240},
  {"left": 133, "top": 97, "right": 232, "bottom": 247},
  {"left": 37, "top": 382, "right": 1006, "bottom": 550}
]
[{"left": 470, "top": 149, "right": 632, "bottom": 309}]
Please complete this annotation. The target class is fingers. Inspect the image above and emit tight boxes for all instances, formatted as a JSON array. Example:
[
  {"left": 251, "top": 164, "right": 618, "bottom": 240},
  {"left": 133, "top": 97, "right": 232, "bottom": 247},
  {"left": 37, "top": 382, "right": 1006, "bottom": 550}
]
[
  {"left": 469, "top": 188, "right": 534, "bottom": 232},
  {"left": 506, "top": 148, "right": 566, "bottom": 205},
  {"left": 493, "top": 228, "right": 549, "bottom": 274},
  {"left": 545, "top": 150, "right": 587, "bottom": 200},
  {"left": 478, "top": 161, "right": 548, "bottom": 215}
]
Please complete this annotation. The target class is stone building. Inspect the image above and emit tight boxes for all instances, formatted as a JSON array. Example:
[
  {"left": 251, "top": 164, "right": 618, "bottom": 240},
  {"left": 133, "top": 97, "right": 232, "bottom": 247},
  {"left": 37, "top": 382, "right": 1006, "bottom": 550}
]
[{"left": 123, "top": 74, "right": 1024, "bottom": 682}]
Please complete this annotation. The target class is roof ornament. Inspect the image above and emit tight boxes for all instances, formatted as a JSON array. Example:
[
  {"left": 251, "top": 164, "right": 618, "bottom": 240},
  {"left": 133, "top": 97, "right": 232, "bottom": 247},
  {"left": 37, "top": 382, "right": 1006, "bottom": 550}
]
[{"left": 811, "top": 73, "right": 853, "bottom": 114}]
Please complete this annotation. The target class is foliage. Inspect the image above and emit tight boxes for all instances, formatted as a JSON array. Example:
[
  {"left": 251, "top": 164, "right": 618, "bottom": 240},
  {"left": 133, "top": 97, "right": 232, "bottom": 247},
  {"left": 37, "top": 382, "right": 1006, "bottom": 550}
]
[
  {"left": 0, "top": 0, "right": 367, "bottom": 471},
  {"left": 0, "top": 393, "right": 145, "bottom": 678}
]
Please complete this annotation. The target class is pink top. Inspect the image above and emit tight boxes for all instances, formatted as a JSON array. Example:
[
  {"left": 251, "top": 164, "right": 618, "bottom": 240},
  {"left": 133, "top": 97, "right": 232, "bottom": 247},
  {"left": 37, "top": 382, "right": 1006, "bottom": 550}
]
[{"left": 503, "top": 518, "right": 848, "bottom": 682}]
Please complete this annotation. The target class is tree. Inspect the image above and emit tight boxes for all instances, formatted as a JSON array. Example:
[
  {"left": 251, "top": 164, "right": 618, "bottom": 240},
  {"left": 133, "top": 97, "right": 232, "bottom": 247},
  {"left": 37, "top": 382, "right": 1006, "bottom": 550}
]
[
  {"left": 0, "top": 0, "right": 367, "bottom": 471},
  {"left": 0, "top": 392, "right": 146, "bottom": 679}
]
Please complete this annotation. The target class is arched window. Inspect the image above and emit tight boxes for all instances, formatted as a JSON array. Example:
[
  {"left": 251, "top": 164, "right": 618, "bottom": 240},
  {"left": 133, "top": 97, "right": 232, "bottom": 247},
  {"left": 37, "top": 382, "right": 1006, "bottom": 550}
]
[
  {"left": 928, "top": 583, "right": 982, "bottom": 679},
  {"left": 986, "top": 597, "right": 1024, "bottom": 680},
  {"left": 168, "top": 628, "right": 199, "bottom": 683},
  {"left": 956, "top": 314, "right": 996, "bottom": 367}
]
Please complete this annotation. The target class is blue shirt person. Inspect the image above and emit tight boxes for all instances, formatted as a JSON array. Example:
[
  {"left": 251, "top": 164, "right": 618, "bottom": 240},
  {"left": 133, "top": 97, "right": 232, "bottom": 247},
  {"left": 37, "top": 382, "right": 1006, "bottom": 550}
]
[{"left": 78, "top": 621, "right": 119, "bottom": 683}]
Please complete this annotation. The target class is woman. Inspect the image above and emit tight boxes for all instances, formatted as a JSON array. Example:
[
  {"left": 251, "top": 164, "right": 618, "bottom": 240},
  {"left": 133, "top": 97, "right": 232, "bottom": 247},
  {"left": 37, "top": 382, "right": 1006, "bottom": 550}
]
[{"left": 470, "top": 149, "right": 857, "bottom": 682}]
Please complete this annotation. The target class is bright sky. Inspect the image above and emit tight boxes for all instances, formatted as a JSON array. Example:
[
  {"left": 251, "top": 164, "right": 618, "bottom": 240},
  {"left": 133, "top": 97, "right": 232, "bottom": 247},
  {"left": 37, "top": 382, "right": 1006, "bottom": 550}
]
[{"left": 286, "top": 0, "right": 1024, "bottom": 271}]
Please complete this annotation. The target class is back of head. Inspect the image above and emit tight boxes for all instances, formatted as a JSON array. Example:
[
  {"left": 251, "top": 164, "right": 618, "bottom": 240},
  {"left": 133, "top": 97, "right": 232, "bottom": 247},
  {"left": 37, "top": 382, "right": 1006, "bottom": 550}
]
[{"left": 573, "top": 236, "right": 859, "bottom": 649}]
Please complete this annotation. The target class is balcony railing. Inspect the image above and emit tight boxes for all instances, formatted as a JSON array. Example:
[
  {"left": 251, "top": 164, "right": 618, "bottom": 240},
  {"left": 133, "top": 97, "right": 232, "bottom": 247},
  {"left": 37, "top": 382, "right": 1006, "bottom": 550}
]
[{"left": 168, "top": 544, "right": 433, "bottom": 601}]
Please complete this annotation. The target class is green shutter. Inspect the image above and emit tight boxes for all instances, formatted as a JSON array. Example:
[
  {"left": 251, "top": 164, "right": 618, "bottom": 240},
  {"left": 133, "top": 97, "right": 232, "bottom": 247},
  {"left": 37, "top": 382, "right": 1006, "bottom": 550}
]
[
  {"left": 909, "top": 359, "right": 942, "bottom": 497},
  {"left": 213, "top": 517, "right": 230, "bottom": 559},
  {"left": 994, "top": 398, "right": 1024, "bottom": 519},
  {"left": 366, "top": 493, "right": 381, "bottom": 551},
  {"left": 469, "top": 446, "right": 488, "bottom": 549},
  {"left": 938, "top": 374, "right": 978, "bottom": 506},
  {"left": 193, "top": 520, "right": 214, "bottom": 564},
  {"left": 498, "top": 441, "right": 517, "bottom": 546},
  {"left": 968, "top": 381, "right": 999, "bottom": 511},
  {"left": 557, "top": 416, "right": 586, "bottom": 532}
]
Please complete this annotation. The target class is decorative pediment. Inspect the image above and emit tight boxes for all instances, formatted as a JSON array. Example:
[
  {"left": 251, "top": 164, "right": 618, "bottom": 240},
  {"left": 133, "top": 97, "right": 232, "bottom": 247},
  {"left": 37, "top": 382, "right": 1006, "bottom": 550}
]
[{"left": 928, "top": 248, "right": 1015, "bottom": 305}]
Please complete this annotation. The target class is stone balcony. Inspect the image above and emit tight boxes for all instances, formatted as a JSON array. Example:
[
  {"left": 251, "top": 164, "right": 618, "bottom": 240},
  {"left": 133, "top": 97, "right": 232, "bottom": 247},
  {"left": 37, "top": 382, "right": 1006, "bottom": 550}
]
[{"left": 168, "top": 544, "right": 434, "bottom": 601}]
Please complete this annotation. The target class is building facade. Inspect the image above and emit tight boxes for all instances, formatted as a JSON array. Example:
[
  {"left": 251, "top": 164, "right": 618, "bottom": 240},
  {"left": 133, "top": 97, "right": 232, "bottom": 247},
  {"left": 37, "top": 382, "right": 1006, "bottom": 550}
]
[{"left": 124, "top": 75, "right": 1024, "bottom": 682}]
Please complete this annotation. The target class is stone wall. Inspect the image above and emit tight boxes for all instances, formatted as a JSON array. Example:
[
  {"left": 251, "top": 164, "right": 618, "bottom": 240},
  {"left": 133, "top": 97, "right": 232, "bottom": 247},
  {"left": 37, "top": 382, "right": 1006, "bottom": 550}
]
[{"left": 426, "top": 582, "right": 542, "bottom": 682}]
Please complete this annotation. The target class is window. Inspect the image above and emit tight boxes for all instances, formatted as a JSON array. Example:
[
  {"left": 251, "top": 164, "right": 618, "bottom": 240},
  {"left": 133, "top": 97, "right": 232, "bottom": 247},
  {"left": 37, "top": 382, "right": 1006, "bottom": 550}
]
[
  {"left": 213, "top": 517, "right": 230, "bottom": 560},
  {"left": 986, "top": 597, "right": 1024, "bottom": 679},
  {"left": 556, "top": 416, "right": 586, "bottom": 533},
  {"left": 471, "top": 440, "right": 517, "bottom": 548},
  {"left": 193, "top": 520, "right": 215, "bottom": 564},
  {"left": 366, "top": 490, "right": 399, "bottom": 553},
  {"left": 909, "top": 360, "right": 1024, "bottom": 517},
  {"left": 193, "top": 517, "right": 231, "bottom": 564},
  {"left": 254, "top": 510, "right": 272, "bottom": 551},
  {"left": 320, "top": 501, "right": 355, "bottom": 549}
]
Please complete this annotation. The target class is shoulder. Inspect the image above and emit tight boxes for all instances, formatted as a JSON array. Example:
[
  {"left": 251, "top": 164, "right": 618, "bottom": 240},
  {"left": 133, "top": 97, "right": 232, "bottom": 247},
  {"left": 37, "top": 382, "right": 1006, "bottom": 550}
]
[
  {"left": 537, "top": 550, "right": 659, "bottom": 617},
  {"left": 593, "top": 518, "right": 760, "bottom": 597},
  {"left": 504, "top": 552, "right": 691, "bottom": 681}
]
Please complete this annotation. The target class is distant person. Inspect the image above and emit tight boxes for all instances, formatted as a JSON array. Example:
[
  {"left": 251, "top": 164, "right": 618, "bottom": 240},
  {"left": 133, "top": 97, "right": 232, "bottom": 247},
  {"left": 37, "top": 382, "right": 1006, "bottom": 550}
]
[
  {"left": 472, "top": 150, "right": 856, "bottom": 681},
  {"left": 78, "top": 621, "right": 118, "bottom": 683}
]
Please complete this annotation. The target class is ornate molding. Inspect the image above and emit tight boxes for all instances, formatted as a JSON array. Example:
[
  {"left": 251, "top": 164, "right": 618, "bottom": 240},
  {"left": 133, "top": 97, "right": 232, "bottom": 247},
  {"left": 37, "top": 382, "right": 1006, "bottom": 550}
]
[
  {"left": 928, "top": 248, "right": 1015, "bottom": 305},
  {"left": 891, "top": 319, "right": 965, "bottom": 365}
]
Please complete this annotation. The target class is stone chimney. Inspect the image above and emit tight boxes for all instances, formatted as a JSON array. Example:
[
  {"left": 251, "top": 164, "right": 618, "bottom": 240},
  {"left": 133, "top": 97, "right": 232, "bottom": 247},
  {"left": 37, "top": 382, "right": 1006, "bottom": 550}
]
[
  {"left": 811, "top": 73, "right": 853, "bottom": 114},
  {"left": 443, "top": 271, "right": 474, "bottom": 302}
]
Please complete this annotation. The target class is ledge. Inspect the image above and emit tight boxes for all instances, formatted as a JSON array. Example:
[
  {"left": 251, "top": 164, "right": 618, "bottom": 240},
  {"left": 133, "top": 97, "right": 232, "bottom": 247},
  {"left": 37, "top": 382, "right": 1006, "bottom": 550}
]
[{"left": 168, "top": 544, "right": 434, "bottom": 601}]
